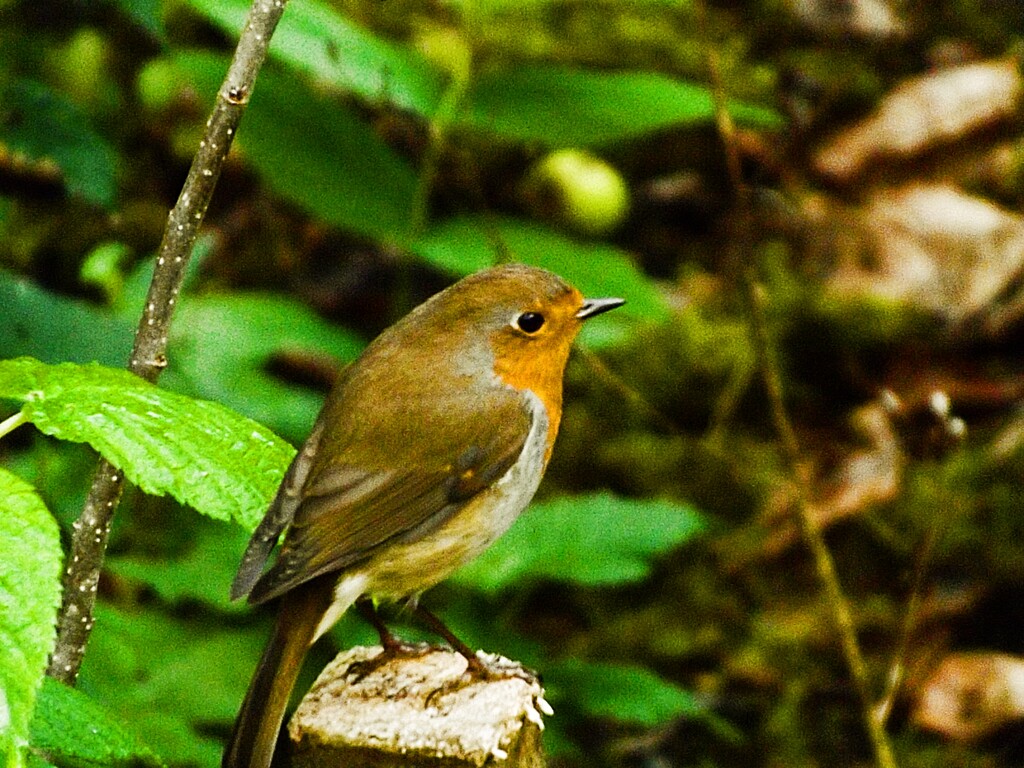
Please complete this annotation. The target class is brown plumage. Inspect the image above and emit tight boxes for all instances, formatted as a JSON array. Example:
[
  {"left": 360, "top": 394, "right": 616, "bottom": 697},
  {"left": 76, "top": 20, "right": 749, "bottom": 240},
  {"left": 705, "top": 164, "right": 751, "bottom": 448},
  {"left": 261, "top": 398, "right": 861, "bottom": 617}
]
[{"left": 223, "top": 264, "right": 623, "bottom": 768}]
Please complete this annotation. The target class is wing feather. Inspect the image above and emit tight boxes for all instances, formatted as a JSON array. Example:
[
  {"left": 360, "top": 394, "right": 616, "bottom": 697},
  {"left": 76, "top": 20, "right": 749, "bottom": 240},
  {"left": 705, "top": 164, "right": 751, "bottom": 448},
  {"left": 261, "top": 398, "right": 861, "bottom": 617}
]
[{"left": 245, "top": 390, "right": 532, "bottom": 604}]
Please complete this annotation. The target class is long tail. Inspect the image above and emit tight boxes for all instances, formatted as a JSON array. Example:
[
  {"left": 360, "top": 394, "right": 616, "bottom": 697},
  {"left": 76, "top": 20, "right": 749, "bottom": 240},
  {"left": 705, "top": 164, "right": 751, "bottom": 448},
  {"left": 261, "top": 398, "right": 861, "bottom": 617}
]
[{"left": 223, "top": 576, "right": 334, "bottom": 768}]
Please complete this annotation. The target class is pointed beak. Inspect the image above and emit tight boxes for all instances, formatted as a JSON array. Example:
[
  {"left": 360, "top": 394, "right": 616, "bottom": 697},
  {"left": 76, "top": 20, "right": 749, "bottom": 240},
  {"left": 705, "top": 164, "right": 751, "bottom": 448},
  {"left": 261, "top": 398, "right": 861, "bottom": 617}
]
[{"left": 576, "top": 297, "right": 625, "bottom": 320}]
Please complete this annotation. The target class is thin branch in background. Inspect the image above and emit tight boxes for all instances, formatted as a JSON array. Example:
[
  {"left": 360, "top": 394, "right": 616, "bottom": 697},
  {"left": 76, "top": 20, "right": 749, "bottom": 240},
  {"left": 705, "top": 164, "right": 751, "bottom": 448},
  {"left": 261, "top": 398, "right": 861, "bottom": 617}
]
[
  {"left": 408, "top": 38, "right": 471, "bottom": 238},
  {"left": 575, "top": 347, "right": 679, "bottom": 434},
  {"left": 876, "top": 392, "right": 965, "bottom": 725},
  {"left": 691, "top": 3, "right": 898, "bottom": 767},
  {"left": 46, "top": 0, "right": 291, "bottom": 684},
  {"left": 874, "top": 528, "right": 932, "bottom": 726}
]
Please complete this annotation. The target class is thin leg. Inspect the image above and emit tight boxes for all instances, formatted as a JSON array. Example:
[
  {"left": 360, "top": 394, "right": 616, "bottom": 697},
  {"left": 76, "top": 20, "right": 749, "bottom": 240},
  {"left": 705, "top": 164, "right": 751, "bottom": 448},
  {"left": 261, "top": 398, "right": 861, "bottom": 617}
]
[
  {"left": 352, "top": 600, "right": 536, "bottom": 693},
  {"left": 410, "top": 604, "right": 485, "bottom": 674},
  {"left": 347, "top": 598, "right": 432, "bottom": 681},
  {"left": 411, "top": 604, "right": 537, "bottom": 701},
  {"left": 356, "top": 597, "right": 404, "bottom": 652}
]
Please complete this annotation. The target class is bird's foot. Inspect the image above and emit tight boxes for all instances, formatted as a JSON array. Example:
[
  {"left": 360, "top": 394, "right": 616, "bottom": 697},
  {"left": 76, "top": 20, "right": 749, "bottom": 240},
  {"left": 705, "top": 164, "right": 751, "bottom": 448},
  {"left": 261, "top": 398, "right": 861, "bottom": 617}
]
[
  {"left": 344, "top": 639, "right": 435, "bottom": 682},
  {"left": 424, "top": 651, "right": 539, "bottom": 706}
]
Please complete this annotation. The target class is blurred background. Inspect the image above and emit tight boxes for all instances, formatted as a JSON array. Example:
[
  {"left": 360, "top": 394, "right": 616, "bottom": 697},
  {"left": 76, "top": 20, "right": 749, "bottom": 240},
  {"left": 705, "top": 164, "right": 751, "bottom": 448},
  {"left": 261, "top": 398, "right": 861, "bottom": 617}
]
[{"left": 4, "top": 1, "right": 1024, "bottom": 766}]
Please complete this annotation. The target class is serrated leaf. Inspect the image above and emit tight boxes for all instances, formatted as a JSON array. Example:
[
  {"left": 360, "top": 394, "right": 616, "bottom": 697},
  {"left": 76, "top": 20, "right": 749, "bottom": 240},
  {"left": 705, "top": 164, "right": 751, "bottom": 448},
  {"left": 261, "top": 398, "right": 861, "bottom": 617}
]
[
  {"left": 546, "top": 658, "right": 705, "bottom": 726},
  {"left": 0, "top": 469, "right": 62, "bottom": 768},
  {"left": 454, "top": 492, "right": 705, "bottom": 594},
  {"left": 461, "top": 64, "right": 783, "bottom": 146},
  {"left": 184, "top": 0, "right": 442, "bottom": 115},
  {"left": 411, "top": 215, "right": 667, "bottom": 346},
  {"left": 0, "top": 267, "right": 356, "bottom": 444},
  {"left": 176, "top": 51, "right": 419, "bottom": 243},
  {"left": 0, "top": 269, "right": 134, "bottom": 368},
  {"left": 28, "top": 678, "right": 163, "bottom": 768},
  {"left": 0, "top": 80, "right": 117, "bottom": 207},
  {"left": 0, "top": 358, "right": 294, "bottom": 530}
]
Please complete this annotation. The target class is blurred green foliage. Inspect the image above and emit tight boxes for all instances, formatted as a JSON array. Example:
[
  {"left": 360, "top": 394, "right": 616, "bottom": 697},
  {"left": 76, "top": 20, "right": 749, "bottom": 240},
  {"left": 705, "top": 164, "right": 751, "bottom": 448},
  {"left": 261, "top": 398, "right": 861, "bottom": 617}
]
[
  {"left": 29, "top": 677, "right": 164, "bottom": 768},
  {"left": 7, "top": 0, "right": 1022, "bottom": 767},
  {"left": 455, "top": 493, "right": 705, "bottom": 593},
  {"left": 0, "top": 80, "right": 116, "bottom": 208},
  {"left": 2, "top": 0, "right": 757, "bottom": 760}
]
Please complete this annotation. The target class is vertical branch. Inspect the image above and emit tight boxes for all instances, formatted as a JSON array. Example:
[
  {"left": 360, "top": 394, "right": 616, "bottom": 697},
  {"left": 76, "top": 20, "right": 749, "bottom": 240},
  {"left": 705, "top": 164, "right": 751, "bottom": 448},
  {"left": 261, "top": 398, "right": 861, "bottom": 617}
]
[
  {"left": 691, "top": 4, "right": 897, "bottom": 767},
  {"left": 47, "top": 0, "right": 291, "bottom": 684}
]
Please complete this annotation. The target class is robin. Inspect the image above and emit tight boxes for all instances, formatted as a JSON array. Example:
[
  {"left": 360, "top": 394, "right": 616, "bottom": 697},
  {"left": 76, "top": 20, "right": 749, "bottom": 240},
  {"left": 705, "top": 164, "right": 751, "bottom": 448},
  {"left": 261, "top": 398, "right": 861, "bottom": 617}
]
[{"left": 223, "top": 263, "right": 624, "bottom": 768}]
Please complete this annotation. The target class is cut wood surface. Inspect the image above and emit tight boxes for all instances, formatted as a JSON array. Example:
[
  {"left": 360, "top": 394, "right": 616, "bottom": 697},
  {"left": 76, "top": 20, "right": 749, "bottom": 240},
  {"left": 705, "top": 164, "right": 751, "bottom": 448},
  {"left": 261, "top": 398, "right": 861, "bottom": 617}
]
[{"left": 289, "top": 646, "right": 551, "bottom": 768}]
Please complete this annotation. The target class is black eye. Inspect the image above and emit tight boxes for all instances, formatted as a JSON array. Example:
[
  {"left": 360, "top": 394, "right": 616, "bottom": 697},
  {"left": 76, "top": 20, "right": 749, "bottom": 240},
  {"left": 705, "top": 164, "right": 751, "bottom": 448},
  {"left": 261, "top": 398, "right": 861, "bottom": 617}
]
[{"left": 515, "top": 312, "right": 545, "bottom": 334}]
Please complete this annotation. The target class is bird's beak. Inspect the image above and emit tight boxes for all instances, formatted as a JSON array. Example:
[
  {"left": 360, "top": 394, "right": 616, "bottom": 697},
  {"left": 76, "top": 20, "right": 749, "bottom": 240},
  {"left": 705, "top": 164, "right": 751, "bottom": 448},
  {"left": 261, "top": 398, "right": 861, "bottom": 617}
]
[{"left": 576, "top": 297, "right": 625, "bottom": 320}]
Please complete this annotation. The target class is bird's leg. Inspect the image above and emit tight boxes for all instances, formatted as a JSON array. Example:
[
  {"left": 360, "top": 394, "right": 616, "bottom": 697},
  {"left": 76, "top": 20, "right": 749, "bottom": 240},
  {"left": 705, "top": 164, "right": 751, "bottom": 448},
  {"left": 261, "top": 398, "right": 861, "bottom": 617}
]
[
  {"left": 356, "top": 597, "right": 408, "bottom": 654},
  {"left": 410, "top": 604, "right": 539, "bottom": 706},
  {"left": 346, "top": 598, "right": 431, "bottom": 681},
  {"left": 348, "top": 599, "right": 537, "bottom": 691},
  {"left": 408, "top": 603, "right": 486, "bottom": 674}
]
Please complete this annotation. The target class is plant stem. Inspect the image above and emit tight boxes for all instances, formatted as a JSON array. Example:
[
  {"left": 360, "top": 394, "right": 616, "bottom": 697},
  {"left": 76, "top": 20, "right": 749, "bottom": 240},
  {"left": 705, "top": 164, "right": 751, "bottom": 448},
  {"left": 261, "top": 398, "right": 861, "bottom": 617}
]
[
  {"left": 0, "top": 410, "right": 27, "bottom": 439},
  {"left": 693, "top": 3, "right": 897, "bottom": 767},
  {"left": 46, "top": 0, "right": 291, "bottom": 684},
  {"left": 876, "top": 473, "right": 950, "bottom": 725}
]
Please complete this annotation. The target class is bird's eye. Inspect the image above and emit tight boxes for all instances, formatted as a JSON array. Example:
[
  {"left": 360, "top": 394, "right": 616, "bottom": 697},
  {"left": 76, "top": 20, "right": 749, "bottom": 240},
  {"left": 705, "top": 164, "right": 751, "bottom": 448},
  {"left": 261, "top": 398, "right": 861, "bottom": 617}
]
[{"left": 514, "top": 312, "right": 545, "bottom": 334}]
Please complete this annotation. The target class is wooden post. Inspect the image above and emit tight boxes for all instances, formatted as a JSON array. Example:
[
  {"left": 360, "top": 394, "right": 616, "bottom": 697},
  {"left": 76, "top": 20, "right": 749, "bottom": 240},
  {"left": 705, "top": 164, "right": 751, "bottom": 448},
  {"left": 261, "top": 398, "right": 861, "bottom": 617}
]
[{"left": 288, "top": 646, "right": 551, "bottom": 768}]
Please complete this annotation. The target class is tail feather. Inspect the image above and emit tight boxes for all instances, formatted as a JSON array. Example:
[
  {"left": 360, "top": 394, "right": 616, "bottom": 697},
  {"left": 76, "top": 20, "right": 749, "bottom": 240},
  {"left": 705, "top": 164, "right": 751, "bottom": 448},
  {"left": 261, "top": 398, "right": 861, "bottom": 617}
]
[{"left": 223, "top": 576, "right": 334, "bottom": 768}]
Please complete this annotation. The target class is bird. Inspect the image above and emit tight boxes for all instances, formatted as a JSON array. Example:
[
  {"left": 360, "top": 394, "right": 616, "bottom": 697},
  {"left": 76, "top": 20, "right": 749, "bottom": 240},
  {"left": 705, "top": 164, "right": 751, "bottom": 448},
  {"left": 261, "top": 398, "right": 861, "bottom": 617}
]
[{"left": 223, "top": 263, "right": 624, "bottom": 768}]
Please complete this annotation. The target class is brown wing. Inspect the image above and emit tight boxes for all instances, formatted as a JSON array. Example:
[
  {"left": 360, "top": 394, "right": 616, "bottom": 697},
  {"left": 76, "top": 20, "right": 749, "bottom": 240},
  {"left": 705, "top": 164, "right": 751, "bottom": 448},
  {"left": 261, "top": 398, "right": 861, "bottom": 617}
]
[
  {"left": 243, "top": 391, "right": 533, "bottom": 605},
  {"left": 230, "top": 421, "right": 325, "bottom": 601}
]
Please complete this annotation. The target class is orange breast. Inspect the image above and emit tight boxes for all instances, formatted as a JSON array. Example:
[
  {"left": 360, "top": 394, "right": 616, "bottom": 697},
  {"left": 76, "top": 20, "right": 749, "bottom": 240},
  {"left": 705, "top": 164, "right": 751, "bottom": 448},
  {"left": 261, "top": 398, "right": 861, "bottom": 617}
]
[{"left": 492, "top": 351, "right": 564, "bottom": 464}]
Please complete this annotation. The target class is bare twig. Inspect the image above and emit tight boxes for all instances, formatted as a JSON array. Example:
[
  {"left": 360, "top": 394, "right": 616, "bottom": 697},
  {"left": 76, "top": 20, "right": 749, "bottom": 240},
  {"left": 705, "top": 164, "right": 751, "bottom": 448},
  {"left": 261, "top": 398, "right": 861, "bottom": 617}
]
[
  {"left": 692, "top": 4, "right": 897, "bottom": 767},
  {"left": 575, "top": 347, "right": 678, "bottom": 434},
  {"left": 877, "top": 397, "right": 964, "bottom": 725},
  {"left": 47, "top": 0, "right": 291, "bottom": 683}
]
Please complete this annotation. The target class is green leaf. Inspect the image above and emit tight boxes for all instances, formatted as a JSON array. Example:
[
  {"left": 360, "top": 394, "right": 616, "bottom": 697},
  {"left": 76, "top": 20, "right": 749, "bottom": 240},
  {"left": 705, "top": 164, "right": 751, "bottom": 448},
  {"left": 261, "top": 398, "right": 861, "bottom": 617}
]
[
  {"left": 0, "top": 358, "right": 294, "bottom": 530},
  {"left": 0, "top": 269, "right": 134, "bottom": 368},
  {"left": 454, "top": 492, "right": 705, "bottom": 594},
  {"left": 176, "top": 51, "right": 419, "bottom": 243},
  {"left": 2, "top": 441, "right": 96, "bottom": 532},
  {"left": 106, "top": 517, "right": 251, "bottom": 613},
  {"left": 167, "top": 292, "right": 364, "bottom": 442},
  {"left": 411, "top": 216, "right": 667, "bottom": 346},
  {"left": 0, "top": 80, "right": 117, "bottom": 207},
  {"left": 114, "top": 0, "right": 165, "bottom": 42},
  {"left": 77, "top": 604, "right": 266, "bottom": 766},
  {"left": 0, "top": 266, "right": 357, "bottom": 444},
  {"left": 461, "top": 64, "right": 783, "bottom": 146},
  {"left": 0, "top": 469, "right": 62, "bottom": 768},
  {"left": 79, "top": 242, "right": 131, "bottom": 304},
  {"left": 117, "top": 246, "right": 355, "bottom": 441},
  {"left": 546, "top": 658, "right": 705, "bottom": 726},
  {"left": 28, "top": 678, "right": 164, "bottom": 768},
  {"left": 25, "top": 752, "right": 53, "bottom": 768},
  {"left": 184, "top": 0, "right": 443, "bottom": 115}
]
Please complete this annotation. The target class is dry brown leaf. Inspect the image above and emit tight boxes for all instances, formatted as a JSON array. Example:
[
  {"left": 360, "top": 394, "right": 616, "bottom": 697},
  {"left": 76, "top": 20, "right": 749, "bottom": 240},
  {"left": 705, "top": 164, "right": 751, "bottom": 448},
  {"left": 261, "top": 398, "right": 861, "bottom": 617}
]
[
  {"left": 912, "top": 652, "right": 1024, "bottom": 740},
  {"left": 787, "top": 0, "right": 908, "bottom": 40},
  {"left": 758, "top": 402, "right": 904, "bottom": 557},
  {"left": 813, "top": 59, "right": 1022, "bottom": 182},
  {"left": 814, "top": 182, "right": 1024, "bottom": 328}
]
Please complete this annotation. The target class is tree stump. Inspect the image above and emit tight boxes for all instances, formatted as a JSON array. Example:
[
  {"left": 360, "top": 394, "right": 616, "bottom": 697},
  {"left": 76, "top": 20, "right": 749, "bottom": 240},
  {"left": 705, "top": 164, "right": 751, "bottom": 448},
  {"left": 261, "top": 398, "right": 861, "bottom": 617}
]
[{"left": 288, "top": 646, "right": 551, "bottom": 768}]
